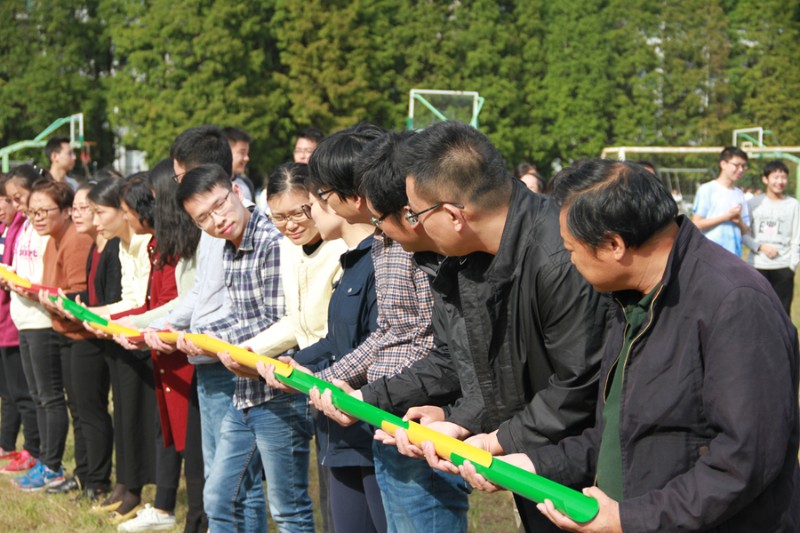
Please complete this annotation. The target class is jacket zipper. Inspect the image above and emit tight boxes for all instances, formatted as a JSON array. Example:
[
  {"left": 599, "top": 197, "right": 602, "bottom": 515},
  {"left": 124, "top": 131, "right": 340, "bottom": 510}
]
[{"left": 596, "top": 285, "right": 664, "bottom": 486}]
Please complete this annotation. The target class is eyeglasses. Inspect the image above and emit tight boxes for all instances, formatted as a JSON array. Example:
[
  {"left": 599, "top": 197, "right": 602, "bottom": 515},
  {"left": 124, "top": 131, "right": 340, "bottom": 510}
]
[
  {"left": 404, "top": 202, "right": 464, "bottom": 225},
  {"left": 172, "top": 172, "right": 185, "bottom": 184},
  {"left": 271, "top": 205, "right": 310, "bottom": 226},
  {"left": 29, "top": 206, "right": 62, "bottom": 220},
  {"left": 370, "top": 212, "right": 391, "bottom": 227},
  {"left": 317, "top": 187, "right": 336, "bottom": 201},
  {"left": 71, "top": 204, "right": 93, "bottom": 216},
  {"left": 193, "top": 191, "right": 232, "bottom": 228},
  {"left": 294, "top": 148, "right": 315, "bottom": 156}
]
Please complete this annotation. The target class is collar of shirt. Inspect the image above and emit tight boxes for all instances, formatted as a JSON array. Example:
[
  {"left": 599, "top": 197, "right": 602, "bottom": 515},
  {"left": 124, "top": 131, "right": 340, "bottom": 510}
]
[{"left": 341, "top": 234, "right": 374, "bottom": 268}]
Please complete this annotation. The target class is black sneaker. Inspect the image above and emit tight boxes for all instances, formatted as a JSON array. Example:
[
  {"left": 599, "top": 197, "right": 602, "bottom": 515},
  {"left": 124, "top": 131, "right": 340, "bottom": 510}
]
[{"left": 45, "top": 476, "right": 80, "bottom": 495}]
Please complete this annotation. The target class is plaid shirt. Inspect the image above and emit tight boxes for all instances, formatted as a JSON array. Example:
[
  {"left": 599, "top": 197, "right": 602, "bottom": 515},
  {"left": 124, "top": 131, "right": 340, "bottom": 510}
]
[
  {"left": 214, "top": 209, "right": 285, "bottom": 409},
  {"left": 317, "top": 232, "right": 434, "bottom": 388}
]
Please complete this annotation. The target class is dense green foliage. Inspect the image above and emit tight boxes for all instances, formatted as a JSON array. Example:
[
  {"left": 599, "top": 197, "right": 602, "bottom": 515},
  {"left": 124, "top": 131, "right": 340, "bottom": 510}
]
[{"left": 1, "top": 0, "right": 798, "bottom": 183}]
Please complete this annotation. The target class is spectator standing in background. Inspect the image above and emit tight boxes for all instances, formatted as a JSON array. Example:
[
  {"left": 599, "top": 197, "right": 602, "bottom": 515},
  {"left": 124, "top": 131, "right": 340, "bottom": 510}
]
[
  {"left": 744, "top": 160, "right": 800, "bottom": 316},
  {"left": 692, "top": 146, "right": 750, "bottom": 256}
]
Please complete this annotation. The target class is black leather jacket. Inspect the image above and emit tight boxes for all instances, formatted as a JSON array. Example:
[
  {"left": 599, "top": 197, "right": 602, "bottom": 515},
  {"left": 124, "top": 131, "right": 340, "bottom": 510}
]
[{"left": 362, "top": 181, "right": 609, "bottom": 455}]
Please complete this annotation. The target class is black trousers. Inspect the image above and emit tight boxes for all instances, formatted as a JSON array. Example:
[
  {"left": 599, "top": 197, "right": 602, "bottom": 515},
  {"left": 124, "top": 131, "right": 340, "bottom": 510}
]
[
  {"left": 0, "top": 345, "right": 39, "bottom": 456},
  {"left": 757, "top": 267, "right": 794, "bottom": 316},
  {"left": 329, "top": 466, "right": 387, "bottom": 533},
  {"left": 515, "top": 493, "right": 564, "bottom": 533},
  {"left": 153, "top": 373, "right": 207, "bottom": 533},
  {"left": 18, "top": 328, "right": 68, "bottom": 471},
  {"left": 67, "top": 338, "right": 112, "bottom": 490},
  {"left": 58, "top": 335, "right": 89, "bottom": 482},
  {"left": 106, "top": 343, "right": 155, "bottom": 490}
]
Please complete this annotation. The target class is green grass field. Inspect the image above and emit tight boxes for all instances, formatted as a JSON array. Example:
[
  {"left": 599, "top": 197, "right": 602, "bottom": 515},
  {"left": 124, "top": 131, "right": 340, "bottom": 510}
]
[
  {"left": 2, "top": 266, "right": 798, "bottom": 532},
  {"left": 0, "top": 430, "right": 517, "bottom": 532}
]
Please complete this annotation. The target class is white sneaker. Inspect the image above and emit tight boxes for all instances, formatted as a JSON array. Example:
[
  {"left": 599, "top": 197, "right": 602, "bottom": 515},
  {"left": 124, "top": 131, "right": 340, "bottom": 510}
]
[{"left": 117, "top": 504, "right": 176, "bottom": 531}]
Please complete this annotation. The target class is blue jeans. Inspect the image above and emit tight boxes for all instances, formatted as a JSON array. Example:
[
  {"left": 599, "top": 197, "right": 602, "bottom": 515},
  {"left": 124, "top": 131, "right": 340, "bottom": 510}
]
[
  {"left": 205, "top": 393, "right": 314, "bottom": 533},
  {"left": 373, "top": 441, "right": 470, "bottom": 533},
  {"left": 195, "top": 362, "right": 236, "bottom": 476},
  {"left": 196, "top": 363, "right": 263, "bottom": 531}
]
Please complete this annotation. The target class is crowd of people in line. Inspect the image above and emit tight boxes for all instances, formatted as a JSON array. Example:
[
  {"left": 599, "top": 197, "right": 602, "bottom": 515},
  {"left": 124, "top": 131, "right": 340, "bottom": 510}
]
[{"left": 0, "top": 122, "right": 797, "bottom": 533}]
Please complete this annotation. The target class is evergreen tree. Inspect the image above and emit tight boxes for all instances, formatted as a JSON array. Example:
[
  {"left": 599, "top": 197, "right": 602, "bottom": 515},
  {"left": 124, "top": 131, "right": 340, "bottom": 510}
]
[
  {"left": 0, "top": 0, "right": 112, "bottom": 169},
  {"left": 728, "top": 0, "right": 800, "bottom": 145}
]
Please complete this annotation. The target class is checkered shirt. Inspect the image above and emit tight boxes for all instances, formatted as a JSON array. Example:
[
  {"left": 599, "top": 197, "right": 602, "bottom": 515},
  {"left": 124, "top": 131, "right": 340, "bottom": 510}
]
[
  {"left": 317, "top": 232, "right": 434, "bottom": 388},
  {"left": 213, "top": 209, "right": 285, "bottom": 409}
]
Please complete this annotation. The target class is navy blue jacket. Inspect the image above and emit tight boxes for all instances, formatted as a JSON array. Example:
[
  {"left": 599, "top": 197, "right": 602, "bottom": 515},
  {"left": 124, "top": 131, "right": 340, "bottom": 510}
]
[{"left": 294, "top": 235, "right": 378, "bottom": 468}]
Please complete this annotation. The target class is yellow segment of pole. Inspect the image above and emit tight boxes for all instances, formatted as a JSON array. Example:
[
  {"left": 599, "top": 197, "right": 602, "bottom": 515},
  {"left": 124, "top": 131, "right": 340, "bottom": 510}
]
[{"left": 0, "top": 264, "right": 33, "bottom": 288}]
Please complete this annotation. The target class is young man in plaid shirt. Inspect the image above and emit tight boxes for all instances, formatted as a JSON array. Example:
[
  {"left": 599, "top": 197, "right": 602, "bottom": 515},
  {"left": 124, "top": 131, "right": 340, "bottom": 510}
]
[
  {"left": 305, "top": 125, "right": 470, "bottom": 532},
  {"left": 177, "top": 163, "right": 314, "bottom": 532}
]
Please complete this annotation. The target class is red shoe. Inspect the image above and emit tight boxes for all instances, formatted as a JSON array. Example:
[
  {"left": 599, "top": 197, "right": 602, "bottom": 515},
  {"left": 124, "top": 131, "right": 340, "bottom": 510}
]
[
  {"left": 0, "top": 450, "right": 36, "bottom": 474},
  {"left": 0, "top": 448, "right": 19, "bottom": 461}
]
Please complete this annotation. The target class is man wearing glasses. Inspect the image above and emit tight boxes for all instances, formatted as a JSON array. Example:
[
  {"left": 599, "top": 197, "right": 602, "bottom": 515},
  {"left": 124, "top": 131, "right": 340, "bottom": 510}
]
[
  {"left": 692, "top": 146, "right": 751, "bottom": 257},
  {"left": 346, "top": 122, "right": 607, "bottom": 532},
  {"left": 177, "top": 163, "right": 315, "bottom": 532}
]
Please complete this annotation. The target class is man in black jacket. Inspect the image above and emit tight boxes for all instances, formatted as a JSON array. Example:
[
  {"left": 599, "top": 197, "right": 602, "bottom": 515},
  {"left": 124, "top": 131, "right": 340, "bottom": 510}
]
[
  {"left": 462, "top": 159, "right": 800, "bottom": 532},
  {"left": 327, "top": 123, "right": 609, "bottom": 531}
]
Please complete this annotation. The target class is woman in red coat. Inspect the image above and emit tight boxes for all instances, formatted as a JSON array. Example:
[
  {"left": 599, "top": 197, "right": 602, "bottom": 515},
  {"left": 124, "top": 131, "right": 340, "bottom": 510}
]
[{"left": 112, "top": 159, "right": 205, "bottom": 533}]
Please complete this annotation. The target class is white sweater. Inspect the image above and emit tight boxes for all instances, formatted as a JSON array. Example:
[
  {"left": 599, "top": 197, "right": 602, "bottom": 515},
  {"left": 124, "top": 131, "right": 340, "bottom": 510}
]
[
  {"left": 744, "top": 195, "right": 800, "bottom": 271},
  {"left": 106, "top": 233, "right": 152, "bottom": 316},
  {"left": 10, "top": 220, "right": 52, "bottom": 330},
  {"left": 245, "top": 238, "right": 346, "bottom": 356}
]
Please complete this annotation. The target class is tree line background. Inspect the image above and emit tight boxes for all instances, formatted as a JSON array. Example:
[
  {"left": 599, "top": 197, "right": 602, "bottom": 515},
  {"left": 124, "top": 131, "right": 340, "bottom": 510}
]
[{"left": 1, "top": 0, "right": 798, "bottom": 188}]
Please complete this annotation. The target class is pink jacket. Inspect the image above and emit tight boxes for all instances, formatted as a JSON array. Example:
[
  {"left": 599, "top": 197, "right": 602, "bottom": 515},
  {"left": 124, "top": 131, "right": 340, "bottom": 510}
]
[{"left": 0, "top": 212, "right": 26, "bottom": 347}]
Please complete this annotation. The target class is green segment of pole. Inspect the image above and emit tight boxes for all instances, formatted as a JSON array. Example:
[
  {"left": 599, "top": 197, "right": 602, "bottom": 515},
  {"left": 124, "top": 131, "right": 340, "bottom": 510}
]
[
  {"left": 449, "top": 454, "right": 599, "bottom": 523},
  {"left": 59, "top": 296, "right": 109, "bottom": 325},
  {"left": 276, "top": 370, "right": 408, "bottom": 430}
]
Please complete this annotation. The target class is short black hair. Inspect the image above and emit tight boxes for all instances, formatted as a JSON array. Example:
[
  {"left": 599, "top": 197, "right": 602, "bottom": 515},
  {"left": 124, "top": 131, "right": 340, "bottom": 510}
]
[
  {"left": 720, "top": 146, "right": 748, "bottom": 163},
  {"left": 223, "top": 126, "right": 252, "bottom": 145},
  {"left": 515, "top": 162, "right": 537, "bottom": 179},
  {"left": 763, "top": 160, "right": 789, "bottom": 177},
  {"left": 552, "top": 158, "right": 678, "bottom": 249},
  {"left": 307, "top": 123, "right": 385, "bottom": 198},
  {"left": 121, "top": 174, "right": 155, "bottom": 230},
  {"left": 177, "top": 163, "right": 232, "bottom": 207},
  {"left": 399, "top": 121, "right": 511, "bottom": 209},
  {"left": 633, "top": 160, "right": 657, "bottom": 175},
  {"left": 45, "top": 137, "right": 70, "bottom": 161},
  {"left": 358, "top": 130, "right": 415, "bottom": 217},
  {"left": 267, "top": 162, "right": 309, "bottom": 200},
  {"left": 170, "top": 125, "right": 234, "bottom": 177},
  {"left": 297, "top": 127, "right": 324, "bottom": 145}
]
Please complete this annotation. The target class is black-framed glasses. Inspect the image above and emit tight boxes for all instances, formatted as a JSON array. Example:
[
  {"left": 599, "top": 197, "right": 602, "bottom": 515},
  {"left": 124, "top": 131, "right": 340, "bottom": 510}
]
[
  {"left": 271, "top": 205, "right": 310, "bottom": 226},
  {"left": 404, "top": 202, "right": 464, "bottom": 225},
  {"left": 301, "top": 204, "right": 313, "bottom": 219},
  {"left": 29, "top": 206, "right": 63, "bottom": 220},
  {"left": 317, "top": 187, "right": 336, "bottom": 201},
  {"left": 193, "top": 191, "right": 232, "bottom": 228},
  {"left": 370, "top": 212, "right": 391, "bottom": 227},
  {"left": 172, "top": 172, "right": 185, "bottom": 184}
]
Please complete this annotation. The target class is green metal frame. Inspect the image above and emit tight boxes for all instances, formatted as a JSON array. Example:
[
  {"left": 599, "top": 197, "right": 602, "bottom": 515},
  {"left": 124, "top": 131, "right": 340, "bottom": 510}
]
[
  {"left": 406, "top": 90, "right": 485, "bottom": 130},
  {"left": 0, "top": 113, "right": 84, "bottom": 172}
]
